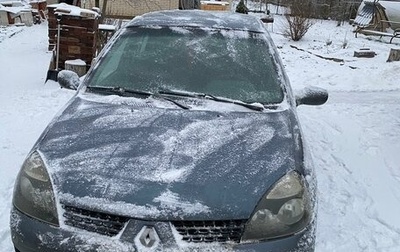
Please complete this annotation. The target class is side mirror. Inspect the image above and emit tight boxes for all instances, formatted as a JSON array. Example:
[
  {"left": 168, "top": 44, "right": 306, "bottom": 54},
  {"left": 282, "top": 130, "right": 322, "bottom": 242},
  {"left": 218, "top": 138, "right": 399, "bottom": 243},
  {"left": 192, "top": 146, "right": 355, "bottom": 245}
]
[
  {"left": 295, "top": 86, "right": 328, "bottom": 106},
  {"left": 57, "top": 70, "right": 80, "bottom": 90}
]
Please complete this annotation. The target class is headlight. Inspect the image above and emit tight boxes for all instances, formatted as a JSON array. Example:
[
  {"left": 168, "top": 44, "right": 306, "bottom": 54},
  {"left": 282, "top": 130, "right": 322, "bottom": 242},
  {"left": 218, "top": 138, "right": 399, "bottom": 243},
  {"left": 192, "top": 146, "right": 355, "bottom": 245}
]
[
  {"left": 13, "top": 151, "right": 59, "bottom": 226},
  {"left": 242, "top": 171, "right": 311, "bottom": 241}
]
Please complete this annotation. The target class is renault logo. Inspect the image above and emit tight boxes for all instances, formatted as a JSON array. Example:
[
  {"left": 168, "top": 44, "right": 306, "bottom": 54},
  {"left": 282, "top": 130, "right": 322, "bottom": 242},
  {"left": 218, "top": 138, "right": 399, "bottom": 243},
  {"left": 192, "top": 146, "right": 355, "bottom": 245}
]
[{"left": 138, "top": 226, "right": 159, "bottom": 248}]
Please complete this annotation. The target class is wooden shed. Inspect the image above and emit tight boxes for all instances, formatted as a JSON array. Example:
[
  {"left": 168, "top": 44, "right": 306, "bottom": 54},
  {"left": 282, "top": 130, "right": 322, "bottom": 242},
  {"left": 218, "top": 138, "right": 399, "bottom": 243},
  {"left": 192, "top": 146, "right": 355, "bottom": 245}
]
[{"left": 81, "top": 0, "right": 179, "bottom": 19}]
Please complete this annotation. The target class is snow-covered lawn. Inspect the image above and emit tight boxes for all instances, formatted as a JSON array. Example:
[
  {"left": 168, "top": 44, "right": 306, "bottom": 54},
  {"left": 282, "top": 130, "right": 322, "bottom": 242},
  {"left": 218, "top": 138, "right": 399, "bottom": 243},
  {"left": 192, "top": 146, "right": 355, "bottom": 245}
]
[{"left": 1, "top": 14, "right": 400, "bottom": 251}]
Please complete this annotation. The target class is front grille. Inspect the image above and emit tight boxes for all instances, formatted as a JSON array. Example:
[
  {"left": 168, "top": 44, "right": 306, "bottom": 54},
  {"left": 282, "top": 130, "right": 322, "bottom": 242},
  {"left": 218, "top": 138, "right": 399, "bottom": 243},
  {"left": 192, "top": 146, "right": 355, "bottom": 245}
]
[
  {"left": 171, "top": 220, "right": 247, "bottom": 243},
  {"left": 62, "top": 205, "right": 247, "bottom": 243},
  {"left": 62, "top": 205, "right": 129, "bottom": 237}
]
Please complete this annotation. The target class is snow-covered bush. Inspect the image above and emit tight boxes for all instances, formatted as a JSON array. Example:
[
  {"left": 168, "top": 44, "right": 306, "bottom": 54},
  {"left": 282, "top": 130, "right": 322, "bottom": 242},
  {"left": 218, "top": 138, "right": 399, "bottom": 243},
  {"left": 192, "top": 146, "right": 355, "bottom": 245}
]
[{"left": 284, "top": 0, "right": 314, "bottom": 41}]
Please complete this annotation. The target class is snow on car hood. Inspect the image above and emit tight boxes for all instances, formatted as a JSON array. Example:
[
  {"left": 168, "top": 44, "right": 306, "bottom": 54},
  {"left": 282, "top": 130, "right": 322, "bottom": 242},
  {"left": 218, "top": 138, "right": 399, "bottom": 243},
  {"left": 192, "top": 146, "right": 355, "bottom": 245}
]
[{"left": 38, "top": 96, "right": 299, "bottom": 220}]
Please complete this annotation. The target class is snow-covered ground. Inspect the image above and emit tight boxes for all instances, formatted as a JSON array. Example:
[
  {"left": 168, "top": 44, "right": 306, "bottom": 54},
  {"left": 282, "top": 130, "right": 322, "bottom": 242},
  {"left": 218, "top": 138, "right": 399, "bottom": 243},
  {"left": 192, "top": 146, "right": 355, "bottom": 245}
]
[
  {"left": 269, "top": 16, "right": 400, "bottom": 251},
  {"left": 1, "top": 12, "right": 400, "bottom": 252}
]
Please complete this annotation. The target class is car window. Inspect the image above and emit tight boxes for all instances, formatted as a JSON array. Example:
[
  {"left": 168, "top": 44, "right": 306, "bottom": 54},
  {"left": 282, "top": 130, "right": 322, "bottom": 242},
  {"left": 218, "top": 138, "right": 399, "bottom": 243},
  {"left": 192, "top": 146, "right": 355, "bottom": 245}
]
[{"left": 86, "top": 27, "right": 284, "bottom": 104}]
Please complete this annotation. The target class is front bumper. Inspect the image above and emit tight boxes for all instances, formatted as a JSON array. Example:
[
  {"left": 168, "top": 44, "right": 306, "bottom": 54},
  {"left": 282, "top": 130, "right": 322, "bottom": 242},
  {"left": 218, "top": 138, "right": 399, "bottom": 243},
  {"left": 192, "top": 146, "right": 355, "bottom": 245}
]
[{"left": 10, "top": 207, "right": 315, "bottom": 252}]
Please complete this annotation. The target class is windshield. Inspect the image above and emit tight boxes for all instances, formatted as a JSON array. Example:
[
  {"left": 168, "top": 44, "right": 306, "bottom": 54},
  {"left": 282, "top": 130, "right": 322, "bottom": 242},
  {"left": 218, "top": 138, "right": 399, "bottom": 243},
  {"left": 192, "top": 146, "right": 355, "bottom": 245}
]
[{"left": 86, "top": 27, "right": 284, "bottom": 104}]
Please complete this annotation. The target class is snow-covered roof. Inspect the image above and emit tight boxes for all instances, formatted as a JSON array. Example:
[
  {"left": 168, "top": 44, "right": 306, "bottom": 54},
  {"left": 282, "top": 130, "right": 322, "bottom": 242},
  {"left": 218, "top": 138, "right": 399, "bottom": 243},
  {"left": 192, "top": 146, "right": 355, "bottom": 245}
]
[
  {"left": 0, "top": 0, "right": 16, "bottom": 3},
  {"left": 127, "top": 10, "right": 266, "bottom": 33},
  {"left": 357, "top": 0, "right": 400, "bottom": 28},
  {"left": 0, "top": 2, "right": 30, "bottom": 14},
  {"left": 48, "top": 3, "right": 99, "bottom": 18},
  {"left": 354, "top": 2, "right": 374, "bottom": 26}
]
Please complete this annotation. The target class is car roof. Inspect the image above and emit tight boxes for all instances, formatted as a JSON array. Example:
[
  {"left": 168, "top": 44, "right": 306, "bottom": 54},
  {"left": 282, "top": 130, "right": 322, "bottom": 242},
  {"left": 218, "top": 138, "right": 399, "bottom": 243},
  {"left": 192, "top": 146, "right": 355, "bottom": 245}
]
[{"left": 126, "top": 10, "right": 266, "bottom": 33}]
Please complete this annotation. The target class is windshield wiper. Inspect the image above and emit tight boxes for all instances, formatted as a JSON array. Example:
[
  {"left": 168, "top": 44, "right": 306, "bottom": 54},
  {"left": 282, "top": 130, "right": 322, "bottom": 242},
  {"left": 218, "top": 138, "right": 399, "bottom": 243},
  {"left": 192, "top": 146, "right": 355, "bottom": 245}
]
[
  {"left": 204, "top": 94, "right": 265, "bottom": 111},
  {"left": 155, "top": 95, "right": 190, "bottom": 110},
  {"left": 86, "top": 86, "right": 153, "bottom": 97},
  {"left": 158, "top": 89, "right": 198, "bottom": 98},
  {"left": 86, "top": 86, "right": 190, "bottom": 109},
  {"left": 158, "top": 89, "right": 264, "bottom": 111}
]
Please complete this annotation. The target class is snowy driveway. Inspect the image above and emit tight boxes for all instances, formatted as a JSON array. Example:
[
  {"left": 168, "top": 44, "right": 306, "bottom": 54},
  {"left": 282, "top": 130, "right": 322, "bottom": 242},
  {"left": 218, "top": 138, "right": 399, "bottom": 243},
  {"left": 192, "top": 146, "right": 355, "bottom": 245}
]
[
  {"left": 299, "top": 91, "right": 400, "bottom": 251},
  {"left": 1, "top": 18, "right": 400, "bottom": 251}
]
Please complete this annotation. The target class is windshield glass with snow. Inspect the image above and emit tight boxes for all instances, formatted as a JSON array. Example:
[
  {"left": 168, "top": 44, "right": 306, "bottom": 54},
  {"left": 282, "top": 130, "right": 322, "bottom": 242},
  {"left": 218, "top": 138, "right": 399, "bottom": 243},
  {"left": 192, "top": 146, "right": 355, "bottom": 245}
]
[{"left": 86, "top": 27, "right": 284, "bottom": 104}]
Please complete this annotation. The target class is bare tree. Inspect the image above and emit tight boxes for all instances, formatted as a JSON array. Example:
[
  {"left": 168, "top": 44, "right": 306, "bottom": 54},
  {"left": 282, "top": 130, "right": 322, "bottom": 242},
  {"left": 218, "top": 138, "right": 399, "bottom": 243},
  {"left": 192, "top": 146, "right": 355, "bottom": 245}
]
[{"left": 284, "top": 0, "right": 314, "bottom": 41}]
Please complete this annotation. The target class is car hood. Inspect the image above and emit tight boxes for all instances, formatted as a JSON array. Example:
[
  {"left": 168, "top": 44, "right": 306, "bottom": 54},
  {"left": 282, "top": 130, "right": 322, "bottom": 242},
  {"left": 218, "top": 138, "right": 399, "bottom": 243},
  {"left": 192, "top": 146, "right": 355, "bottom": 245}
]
[{"left": 38, "top": 96, "right": 300, "bottom": 220}]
